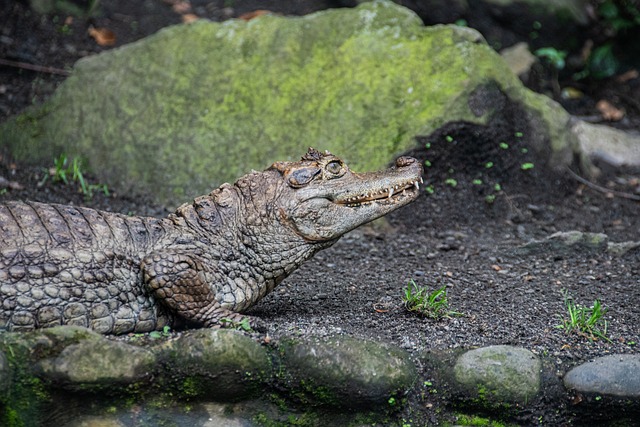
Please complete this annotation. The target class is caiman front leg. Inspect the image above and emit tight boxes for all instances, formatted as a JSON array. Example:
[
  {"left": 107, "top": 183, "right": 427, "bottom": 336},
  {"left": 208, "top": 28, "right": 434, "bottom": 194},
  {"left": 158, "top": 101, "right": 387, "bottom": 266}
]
[{"left": 141, "top": 251, "right": 265, "bottom": 331}]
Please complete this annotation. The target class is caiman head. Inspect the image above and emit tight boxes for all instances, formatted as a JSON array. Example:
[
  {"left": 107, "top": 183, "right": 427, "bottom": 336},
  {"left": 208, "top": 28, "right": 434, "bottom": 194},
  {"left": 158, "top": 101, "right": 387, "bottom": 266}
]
[{"left": 269, "top": 148, "right": 423, "bottom": 242}]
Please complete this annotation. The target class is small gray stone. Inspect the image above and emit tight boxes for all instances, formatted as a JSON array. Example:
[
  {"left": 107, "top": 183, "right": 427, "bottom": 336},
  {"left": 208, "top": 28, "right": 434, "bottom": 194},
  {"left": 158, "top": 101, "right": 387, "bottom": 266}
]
[
  {"left": 564, "top": 354, "right": 640, "bottom": 397},
  {"left": 453, "top": 345, "right": 541, "bottom": 405},
  {"left": 279, "top": 335, "right": 417, "bottom": 408}
]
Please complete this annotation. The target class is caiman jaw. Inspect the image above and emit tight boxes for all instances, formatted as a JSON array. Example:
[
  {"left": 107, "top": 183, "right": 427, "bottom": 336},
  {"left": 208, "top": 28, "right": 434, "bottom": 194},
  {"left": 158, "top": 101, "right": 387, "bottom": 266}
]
[{"left": 336, "top": 176, "right": 424, "bottom": 207}]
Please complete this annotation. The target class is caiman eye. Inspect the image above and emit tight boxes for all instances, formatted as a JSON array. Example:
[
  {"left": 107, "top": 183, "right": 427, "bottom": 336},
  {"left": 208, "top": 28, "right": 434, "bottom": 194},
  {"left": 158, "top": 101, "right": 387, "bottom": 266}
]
[
  {"left": 287, "top": 167, "right": 320, "bottom": 188},
  {"left": 325, "top": 161, "right": 343, "bottom": 176}
]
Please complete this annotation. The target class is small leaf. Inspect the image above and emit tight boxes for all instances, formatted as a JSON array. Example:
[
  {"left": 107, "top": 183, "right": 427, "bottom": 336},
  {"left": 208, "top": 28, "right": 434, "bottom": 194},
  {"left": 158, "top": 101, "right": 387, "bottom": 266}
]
[{"left": 88, "top": 26, "right": 116, "bottom": 46}]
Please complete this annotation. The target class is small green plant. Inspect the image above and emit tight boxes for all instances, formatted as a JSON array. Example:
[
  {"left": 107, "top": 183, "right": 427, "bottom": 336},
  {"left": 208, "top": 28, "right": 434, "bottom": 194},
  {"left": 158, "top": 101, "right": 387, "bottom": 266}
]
[
  {"left": 521, "top": 162, "right": 535, "bottom": 170},
  {"left": 472, "top": 179, "right": 483, "bottom": 185},
  {"left": 149, "top": 325, "right": 172, "bottom": 339},
  {"left": 43, "top": 154, "right": 109, "bottom": 199},
  {"left": 556, "top": 290, "right": 610, "bottom": 342},
  {"left": 220, "top": 317, "right": 252, "bottom": 331},
  {"left": 499, "top": 142, "right": 509, "bottom": 149},
  {"left": 444, "top": 178, "right": 458, "bottom": 187},
  {"left": 402, "top": 279, "right": 460, "bottom": 319},
  {"left": 535, "top": 47, "right": 567, "bottom": 70},
  {"left": 484, "top": 161, "right": 494, "bottom": 169}
]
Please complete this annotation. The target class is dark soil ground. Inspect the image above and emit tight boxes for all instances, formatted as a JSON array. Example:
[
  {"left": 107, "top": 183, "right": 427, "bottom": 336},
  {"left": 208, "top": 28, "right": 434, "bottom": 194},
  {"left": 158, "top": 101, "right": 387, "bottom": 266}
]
[{"left": 1, "top": 1, "right": 640, "bottom": 426}]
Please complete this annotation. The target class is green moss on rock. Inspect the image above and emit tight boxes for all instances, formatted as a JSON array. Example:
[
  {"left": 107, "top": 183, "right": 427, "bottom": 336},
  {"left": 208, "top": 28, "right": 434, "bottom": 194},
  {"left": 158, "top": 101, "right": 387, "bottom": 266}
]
[{"left": 0, "top": 1, "right": 576, "bottom": 205}]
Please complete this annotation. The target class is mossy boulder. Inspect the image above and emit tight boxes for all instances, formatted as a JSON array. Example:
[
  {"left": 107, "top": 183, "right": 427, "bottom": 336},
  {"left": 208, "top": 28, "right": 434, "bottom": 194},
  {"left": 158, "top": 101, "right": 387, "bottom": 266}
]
[
  {"left": 0, "top": 1, "right": 578, "bottom": 205},
  {"left": 278, "top": 335, "right": 417, "bottom": 408},
  {"left": 159, "top": 328, "right": 272, "bottom": 401}
]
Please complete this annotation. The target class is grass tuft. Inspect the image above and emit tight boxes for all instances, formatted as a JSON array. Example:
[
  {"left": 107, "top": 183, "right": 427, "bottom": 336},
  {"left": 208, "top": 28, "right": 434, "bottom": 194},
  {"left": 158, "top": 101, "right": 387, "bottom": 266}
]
[
  {"left": 556, "top": 289, "right": 611, "bottom": 342},
  {"left": 402, "top": 279, "right": 461, "bottom": 319}
]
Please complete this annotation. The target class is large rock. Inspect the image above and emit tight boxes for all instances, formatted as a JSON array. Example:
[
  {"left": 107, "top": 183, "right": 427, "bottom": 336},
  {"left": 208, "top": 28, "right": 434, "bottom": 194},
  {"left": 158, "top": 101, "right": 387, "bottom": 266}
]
[
  {"left": 0, "top": 1, "right": 578, "bottom": 205},
  {"left": 278, "top": 335, "right": 417, "bottom": 408}
]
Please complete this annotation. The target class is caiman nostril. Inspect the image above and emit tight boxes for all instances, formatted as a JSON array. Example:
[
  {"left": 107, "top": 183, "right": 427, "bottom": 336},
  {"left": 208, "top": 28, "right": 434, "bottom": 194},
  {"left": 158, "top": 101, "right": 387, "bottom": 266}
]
[{"left": 396, "top": 156, "right": 416, "bottom": 167}]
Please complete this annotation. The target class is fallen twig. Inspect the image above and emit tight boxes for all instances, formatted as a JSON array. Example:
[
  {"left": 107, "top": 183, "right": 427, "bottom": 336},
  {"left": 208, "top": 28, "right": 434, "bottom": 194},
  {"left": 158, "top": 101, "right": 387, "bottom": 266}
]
[
  {"left": 0, "top": 58, "right": 70, "bottom": 76},
  {"left": 566, "top": 167, "right": 640, "bottom": 201}
]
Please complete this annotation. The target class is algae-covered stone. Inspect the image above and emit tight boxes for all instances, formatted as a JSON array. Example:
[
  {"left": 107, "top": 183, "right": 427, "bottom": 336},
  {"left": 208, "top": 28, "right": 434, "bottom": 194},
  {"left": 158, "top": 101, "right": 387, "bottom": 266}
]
[
  {"left": 0, "top": 1, "right": 578, "bottom": 205},
  {"left": 279, "top": 335, "right": 417, "bottom": 408},
  {"left": 453, "top": 345, "right": 541, "bottom": 405},
  {"left": 35, "top": 337, "right": 155, "bottom": 391},
  {"left": 564, "top": 354, "right": 640, "bottom": 398},
  {"left": 162, "top": 329, "right": 271, "bottom": 401}
]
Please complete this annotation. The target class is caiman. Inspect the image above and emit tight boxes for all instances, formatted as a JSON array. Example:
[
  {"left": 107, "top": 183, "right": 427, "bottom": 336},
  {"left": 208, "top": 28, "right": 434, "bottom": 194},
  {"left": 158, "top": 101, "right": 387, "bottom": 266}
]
[{"left": 0, "top": 148, "right": 422, "bottom": 334}]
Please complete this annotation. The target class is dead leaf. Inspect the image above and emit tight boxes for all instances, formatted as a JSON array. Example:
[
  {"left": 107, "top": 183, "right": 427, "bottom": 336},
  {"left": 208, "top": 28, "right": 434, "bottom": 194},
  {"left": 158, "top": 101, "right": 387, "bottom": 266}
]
[
  {"left": 172, "top": 1, "right": 192, "bottom": 14},
  {"left": 181, "top": 14, "right": 199, "bottom": 24},
  {"left": 88, "top": 26, "right": 116, "bottom": 47},
  {"left": 596, "top": 99, "right": 625, "bottom": 121},
  {"left": 373, "top": 303, "right": 389, "bottom": 313},
  {"left": 238, "top": 10, "right": 271, "bottom": 21}
]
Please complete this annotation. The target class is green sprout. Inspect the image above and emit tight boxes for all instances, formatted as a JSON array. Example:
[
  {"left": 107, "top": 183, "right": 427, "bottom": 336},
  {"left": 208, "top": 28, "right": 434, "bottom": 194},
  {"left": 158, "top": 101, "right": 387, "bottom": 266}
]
[
  {"left": 43, "top": 154, "right": 109, "bottom": 200},
  {"left": 445, "top": 178, "right": 458, "bottom": 187},
  {"left": 402, "top": 279, "right": 460, "bottom": 319},
  {"left": 535, "top": 47, "right": 567, "bottom": 70},
  {"left": 499, "top": 142, "right": 509, "bottom": 149},
  {"left": 221, "top": 317, "right": 252, "bottom": 332},
  {"left": 485, "top": 161, "right": 494, "bottom": 169},
  {"left": 521, "top": 162, "right": 535, "bottom": 170},
  {"left": 556, "top": 290, "right": 610, "bottom": 342},
  {"left": 472, "top": 179, "right": 483, "bottom": 185}
]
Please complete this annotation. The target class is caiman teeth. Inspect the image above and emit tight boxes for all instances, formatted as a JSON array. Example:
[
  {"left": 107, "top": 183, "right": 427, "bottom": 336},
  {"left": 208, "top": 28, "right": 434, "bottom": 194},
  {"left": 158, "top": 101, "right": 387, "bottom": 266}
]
[{"left": 339, "top": 178, "right": 422, "bottom": 206}]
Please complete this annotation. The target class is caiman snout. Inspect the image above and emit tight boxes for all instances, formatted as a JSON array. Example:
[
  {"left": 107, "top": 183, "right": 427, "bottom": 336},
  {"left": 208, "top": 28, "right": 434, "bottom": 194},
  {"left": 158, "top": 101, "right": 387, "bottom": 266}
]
[{"left": 395, "top": 156, "right": 416, "bottom": 167}]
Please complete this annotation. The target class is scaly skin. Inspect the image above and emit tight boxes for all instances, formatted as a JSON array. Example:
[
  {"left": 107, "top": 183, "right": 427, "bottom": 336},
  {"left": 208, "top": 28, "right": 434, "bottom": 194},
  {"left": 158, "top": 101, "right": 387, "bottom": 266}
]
[{"left": 0, "top": 148, "right": 422, "bottom": 334}]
